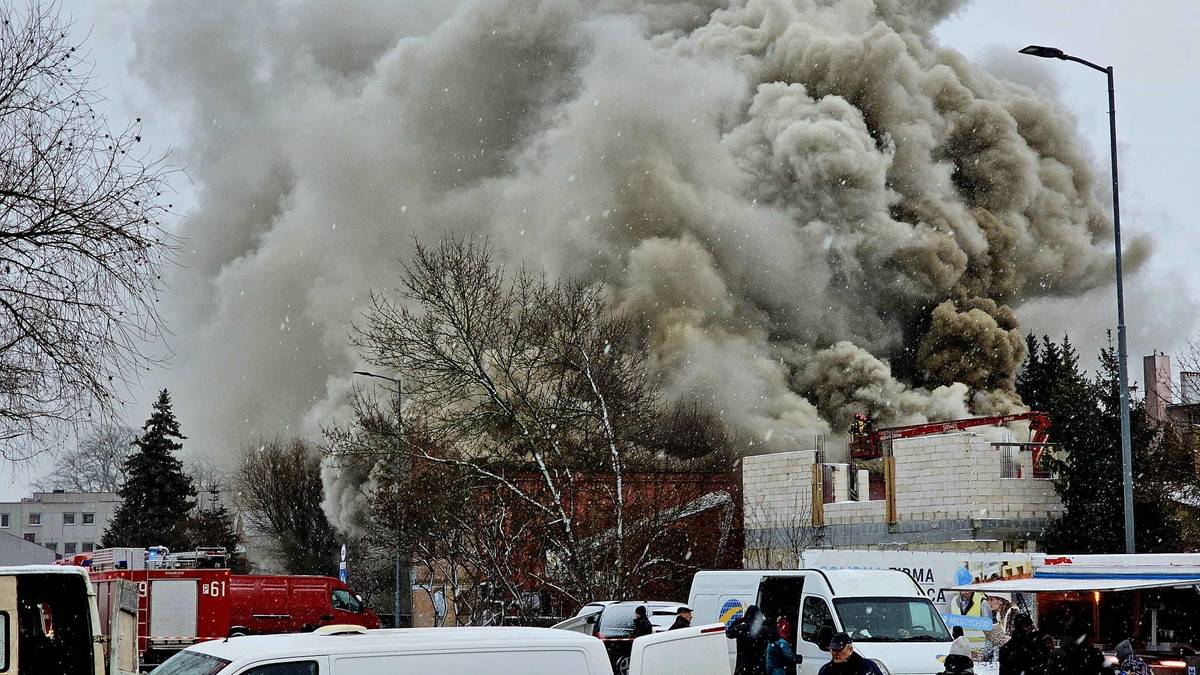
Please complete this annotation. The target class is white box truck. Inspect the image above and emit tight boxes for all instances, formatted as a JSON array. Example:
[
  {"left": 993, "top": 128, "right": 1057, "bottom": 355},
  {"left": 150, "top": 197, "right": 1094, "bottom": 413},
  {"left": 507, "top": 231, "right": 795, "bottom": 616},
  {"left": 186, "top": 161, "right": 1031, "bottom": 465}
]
[
  {"left": 0, "top": 564, "right": 139, "bottom": 675},
  {"left": 689, "top": 568, "right": 955, "bottom": 675}
]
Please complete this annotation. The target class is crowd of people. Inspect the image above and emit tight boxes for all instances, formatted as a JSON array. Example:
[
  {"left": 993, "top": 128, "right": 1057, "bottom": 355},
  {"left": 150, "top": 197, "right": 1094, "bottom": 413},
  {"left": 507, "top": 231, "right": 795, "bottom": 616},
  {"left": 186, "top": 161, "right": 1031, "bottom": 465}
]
[
  {"left": 719, "top": 594, "right": 1153, "bottom": 675},
  {"left": 950, "top": 589, "right": 1152, "bottom": 675}
]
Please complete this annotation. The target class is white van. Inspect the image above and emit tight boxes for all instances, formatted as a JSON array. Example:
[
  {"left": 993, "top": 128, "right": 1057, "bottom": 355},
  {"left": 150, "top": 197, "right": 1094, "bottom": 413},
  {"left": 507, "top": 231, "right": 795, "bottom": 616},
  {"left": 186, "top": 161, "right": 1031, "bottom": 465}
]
[
  {"left": 689, "top": 569, "right": 954, "bottom": 675},
  {"left": 149, "top": 624, "right": 732, "bottom": 675}
]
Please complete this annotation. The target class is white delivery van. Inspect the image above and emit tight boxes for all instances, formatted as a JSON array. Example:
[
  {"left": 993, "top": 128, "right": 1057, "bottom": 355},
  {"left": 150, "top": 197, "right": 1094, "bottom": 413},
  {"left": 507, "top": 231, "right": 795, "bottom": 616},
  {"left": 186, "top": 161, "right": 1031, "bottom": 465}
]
[
  {"left": 689, "top": 569, "right": 954, "bottom": 675},
  {"left": 149, "top": 624, "right": 733, "bottom": 675}
]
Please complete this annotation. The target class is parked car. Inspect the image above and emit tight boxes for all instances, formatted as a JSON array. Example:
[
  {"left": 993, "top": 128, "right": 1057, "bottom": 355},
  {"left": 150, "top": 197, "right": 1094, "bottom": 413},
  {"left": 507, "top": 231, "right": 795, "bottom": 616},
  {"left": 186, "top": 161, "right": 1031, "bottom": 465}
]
[{"left": 554, "top": 600, "right": 687, "bottom": 672}]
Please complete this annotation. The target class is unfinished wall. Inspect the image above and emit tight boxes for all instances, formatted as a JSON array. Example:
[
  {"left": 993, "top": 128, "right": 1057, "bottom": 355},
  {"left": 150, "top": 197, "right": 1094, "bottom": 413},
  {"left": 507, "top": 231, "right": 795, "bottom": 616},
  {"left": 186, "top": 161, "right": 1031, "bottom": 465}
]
[{"left": 742, "top": 432, "right": 1062, "bottom": 563}]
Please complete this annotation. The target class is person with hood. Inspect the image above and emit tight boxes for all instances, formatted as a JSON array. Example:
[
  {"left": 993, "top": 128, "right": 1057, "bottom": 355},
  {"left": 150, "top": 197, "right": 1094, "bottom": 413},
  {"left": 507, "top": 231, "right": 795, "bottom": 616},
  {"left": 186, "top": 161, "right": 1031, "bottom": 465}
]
[
  {"left": 726, "top": 605, "right": 770, "bottom": 675},
  {"left": 631, "top": 605, "right": 654, "bottom": 639},
  {"left": 817, "top": 632, "right": 884, "bottom": 675},
  {"left": 939, "top": 636, "right": 976, "bottom": 675},
  {"left": 765, "top": 619, "right": 801, "bottom": 675},
  {"left": 1047, "top": 620, "right": 1112, "bottom": 675},
  {"left": 998, "top": 613, "right": 1049, "bottom": 675},
  {"left": 669, "top": 605, "right": 693, "bottom": 631},
  {"left": 1114, "top": 640, "right": 1151, "bottom": 675}
]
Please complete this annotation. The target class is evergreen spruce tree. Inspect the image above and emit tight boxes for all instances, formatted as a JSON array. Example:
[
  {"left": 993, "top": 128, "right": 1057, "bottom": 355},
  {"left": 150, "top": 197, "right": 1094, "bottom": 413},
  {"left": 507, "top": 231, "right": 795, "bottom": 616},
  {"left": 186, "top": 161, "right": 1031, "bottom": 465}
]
[
  {"left": 183, "top": 488, "right": 249, "bottom": 573},
  {"left": 102, "top": 390, "right": 197, "bottom": 550},
  {"left": 1038, "top": 334, "right": 1186, "bottom": 552}
]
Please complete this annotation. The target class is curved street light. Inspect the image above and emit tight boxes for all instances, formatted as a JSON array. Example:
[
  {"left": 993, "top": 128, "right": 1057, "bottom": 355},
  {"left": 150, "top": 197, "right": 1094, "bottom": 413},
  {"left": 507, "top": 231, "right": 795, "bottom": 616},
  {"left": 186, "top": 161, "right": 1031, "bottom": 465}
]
[
  {"left": 1020, "top": 45, "right": 1136, "bottom": 554},
  {"left": 352, "top": 370, "right": 412, "bottom": 626}
]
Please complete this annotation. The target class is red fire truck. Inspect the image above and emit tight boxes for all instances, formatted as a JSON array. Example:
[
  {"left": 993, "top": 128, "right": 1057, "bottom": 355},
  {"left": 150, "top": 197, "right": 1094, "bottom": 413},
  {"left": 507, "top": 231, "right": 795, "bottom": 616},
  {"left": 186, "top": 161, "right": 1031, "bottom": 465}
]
[{"left": 65, "top": 546, "right": 380, "bottom": 668}]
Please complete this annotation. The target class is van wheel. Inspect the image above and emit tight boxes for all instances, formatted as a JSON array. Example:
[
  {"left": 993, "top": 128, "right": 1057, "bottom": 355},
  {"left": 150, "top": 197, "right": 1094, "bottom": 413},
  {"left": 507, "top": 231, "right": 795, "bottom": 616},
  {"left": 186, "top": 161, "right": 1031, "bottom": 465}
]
[{"left": 228, "top": 629, "right": 248, "bottom": 638}]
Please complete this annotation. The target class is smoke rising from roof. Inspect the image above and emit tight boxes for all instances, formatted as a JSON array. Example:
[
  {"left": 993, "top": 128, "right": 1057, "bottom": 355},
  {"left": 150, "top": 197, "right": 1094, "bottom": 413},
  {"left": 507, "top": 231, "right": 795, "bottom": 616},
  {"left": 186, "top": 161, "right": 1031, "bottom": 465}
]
[{"left": 134, "top": 0, "right": 1146, "bottom": 469}]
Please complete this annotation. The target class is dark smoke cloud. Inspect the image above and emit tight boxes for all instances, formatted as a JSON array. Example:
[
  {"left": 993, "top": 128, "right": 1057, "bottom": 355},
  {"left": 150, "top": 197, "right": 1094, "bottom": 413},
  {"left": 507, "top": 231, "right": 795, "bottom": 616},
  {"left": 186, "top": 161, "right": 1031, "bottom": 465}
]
[{"left": 132, "top": 0, "right": 1148, "bottom": 509}]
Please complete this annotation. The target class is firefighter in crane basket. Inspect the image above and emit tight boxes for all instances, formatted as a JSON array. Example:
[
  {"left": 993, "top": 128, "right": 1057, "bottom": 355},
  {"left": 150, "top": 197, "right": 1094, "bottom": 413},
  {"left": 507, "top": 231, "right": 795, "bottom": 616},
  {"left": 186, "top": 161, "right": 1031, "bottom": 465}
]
[{"left": 848, "top": 413, "right": 876, "bottom": 458}]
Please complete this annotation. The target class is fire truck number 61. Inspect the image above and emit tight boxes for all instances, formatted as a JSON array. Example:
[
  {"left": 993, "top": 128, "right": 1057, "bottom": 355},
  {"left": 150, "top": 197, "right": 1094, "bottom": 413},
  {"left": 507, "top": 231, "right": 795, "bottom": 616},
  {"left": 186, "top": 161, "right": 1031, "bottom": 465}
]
[{"left": 136, "top": 581, "right": 227, "bottom": 597}]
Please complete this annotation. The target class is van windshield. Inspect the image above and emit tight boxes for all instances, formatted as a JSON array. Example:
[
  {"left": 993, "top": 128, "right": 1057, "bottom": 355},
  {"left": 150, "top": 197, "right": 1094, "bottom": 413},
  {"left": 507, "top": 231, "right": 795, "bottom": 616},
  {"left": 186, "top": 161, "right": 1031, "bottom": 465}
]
[
  {"left": 149, "top": 651, "right": 232, "bottom": 675},
  {"left": 833, "top": 598, "right": 952, "bottom": 643}
]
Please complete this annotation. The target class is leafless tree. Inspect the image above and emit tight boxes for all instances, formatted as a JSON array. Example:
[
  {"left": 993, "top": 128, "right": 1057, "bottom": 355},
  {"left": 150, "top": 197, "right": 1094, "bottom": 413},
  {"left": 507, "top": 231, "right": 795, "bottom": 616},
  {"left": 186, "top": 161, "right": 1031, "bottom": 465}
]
[
  {"left": 32, "top": 424, "right": 135, "bottom": 492},
  {"left": 743, "top": 490, "right": 822, "bottom": 569},
  {"left": 327, "top": 235, "right": 737, "bottom": 614},
  {"left": 235, "top": 438, "right": 342, "bottom": 575},
  {"left": 0, "top": 3, "right": 175, "bottom": 460}
]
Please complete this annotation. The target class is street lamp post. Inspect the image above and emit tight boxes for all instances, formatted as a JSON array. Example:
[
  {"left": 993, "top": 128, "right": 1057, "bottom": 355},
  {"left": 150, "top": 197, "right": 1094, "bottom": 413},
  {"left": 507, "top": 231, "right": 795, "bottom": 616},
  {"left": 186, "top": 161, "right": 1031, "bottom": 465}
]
[
  {"left": 1019, "top": 45, "right": 1136, "bottom": 554},
  {"left": 352, "top": 370, "right": 412, "bottom": 626}
]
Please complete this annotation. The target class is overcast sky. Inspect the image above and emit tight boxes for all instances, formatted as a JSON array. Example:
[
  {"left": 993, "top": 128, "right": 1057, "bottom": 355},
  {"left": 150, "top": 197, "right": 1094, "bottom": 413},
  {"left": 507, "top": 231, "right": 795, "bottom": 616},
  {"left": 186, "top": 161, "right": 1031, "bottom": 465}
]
[{"left": 4, "top": 0, "right": 1196, "bottom": 500}]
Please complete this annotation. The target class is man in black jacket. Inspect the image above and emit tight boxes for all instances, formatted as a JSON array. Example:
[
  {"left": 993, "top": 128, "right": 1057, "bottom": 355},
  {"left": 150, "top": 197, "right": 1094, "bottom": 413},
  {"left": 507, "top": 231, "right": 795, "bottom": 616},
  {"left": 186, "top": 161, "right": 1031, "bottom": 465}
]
[
  {"left": 669, "top": 605, "right": 693, "bottom": 631},
  {"left": 726, "top": 605, "right": 770, "bottom": 675},
  {"left": 998, "top": 613, "right": 1049, "bottom": 675},
  {"left": 631, "top": 605, "right": 655, "bottom": 639},
  {"left": 818, "top": 633, "right": 884, "bottom": 675}
]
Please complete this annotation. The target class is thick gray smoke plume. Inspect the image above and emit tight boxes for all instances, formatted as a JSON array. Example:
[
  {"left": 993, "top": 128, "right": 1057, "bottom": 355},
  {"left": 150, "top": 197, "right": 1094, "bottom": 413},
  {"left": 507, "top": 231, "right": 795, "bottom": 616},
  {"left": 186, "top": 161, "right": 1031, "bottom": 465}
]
[{"left": 133, "top": 1, "right": 1147, "bottom": 493}]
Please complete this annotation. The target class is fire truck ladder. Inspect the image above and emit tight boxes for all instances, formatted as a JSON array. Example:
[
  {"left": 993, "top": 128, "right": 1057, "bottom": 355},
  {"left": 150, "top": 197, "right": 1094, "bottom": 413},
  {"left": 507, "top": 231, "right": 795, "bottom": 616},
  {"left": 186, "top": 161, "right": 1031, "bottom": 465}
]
[{"left": 849, "top": 411, "right": 1052, "bottom": 461}]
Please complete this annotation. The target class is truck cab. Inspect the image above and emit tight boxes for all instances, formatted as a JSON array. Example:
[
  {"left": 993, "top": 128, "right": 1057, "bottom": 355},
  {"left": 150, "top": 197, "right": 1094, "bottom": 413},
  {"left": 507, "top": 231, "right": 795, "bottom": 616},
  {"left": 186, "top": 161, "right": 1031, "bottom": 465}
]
[
  {"left": 689, "top": 569, "right": 954, "bottom": 675},
  {"left": 0, "top": 565, "right": 138, "bottom": 675},
  {"left": 228, "top": 575, "right": 381, "bottom": 636}
]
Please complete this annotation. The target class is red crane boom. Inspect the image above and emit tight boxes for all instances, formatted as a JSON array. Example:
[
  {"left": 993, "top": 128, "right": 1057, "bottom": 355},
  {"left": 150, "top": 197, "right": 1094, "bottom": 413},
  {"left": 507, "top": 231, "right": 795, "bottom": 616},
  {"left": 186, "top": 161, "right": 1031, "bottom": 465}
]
[{"left": 850, "top": 411, "right": 1052, "bottom": 460}]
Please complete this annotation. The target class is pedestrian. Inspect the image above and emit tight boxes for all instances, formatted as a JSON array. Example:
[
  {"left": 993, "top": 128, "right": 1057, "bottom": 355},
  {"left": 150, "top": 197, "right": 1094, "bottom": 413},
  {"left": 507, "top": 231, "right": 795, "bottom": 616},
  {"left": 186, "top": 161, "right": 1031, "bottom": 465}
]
[
  {"left": 726, "top": 605, "right": 770, "bottom": 675},
  {"left": 631, "top": 605, "right": 654, "bottom": 639},
  {"left": 1047, "top": 620, "right": 1110, "bottom": 675},
  {"left": 939, "top": 636, "right": 975, "bottom": 675},
  {"left": 776, "top": 616, "right": 794, "bottom": 645},
  {"left": 765, "top": 622, "right": 801, "bottom": 675},
  {"left": 669, "top": 605, "right": 693, "bottom": 631},
  {"left": 1114, "top": 639, "right": 1151, "bottom": 675},
  {"left": 983, "top": 592, "right": 1020, "bottom": 661},
  {"left": 817, "top": 632, "right": 884, "bottom": 675},
  {"left": 998, "top": 613, "right": 1049, "bottom": 675}
]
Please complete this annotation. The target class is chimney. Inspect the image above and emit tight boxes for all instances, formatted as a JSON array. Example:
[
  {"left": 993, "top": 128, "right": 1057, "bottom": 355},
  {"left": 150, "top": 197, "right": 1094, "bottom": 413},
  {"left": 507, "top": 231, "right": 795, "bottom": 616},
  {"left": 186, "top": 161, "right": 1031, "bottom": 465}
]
[{"left": 1143, "top": 352, "right": 1172, "bottom": 422}]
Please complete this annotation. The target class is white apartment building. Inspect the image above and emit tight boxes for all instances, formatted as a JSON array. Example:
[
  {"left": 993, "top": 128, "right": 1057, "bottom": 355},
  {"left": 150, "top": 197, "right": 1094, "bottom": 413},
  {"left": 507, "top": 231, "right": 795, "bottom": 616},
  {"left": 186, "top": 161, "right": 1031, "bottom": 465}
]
[{"left": 0, "top": 491, "right": 122, "bottom": 559}]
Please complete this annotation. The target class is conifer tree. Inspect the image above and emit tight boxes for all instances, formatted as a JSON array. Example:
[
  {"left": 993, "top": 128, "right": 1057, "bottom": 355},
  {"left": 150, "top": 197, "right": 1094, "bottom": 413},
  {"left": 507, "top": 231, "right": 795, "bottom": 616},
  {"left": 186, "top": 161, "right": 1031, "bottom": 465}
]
[
  {"left": 1036, "top": 335, "right": 1190, "bottom": 552},
  {"left": 102, "top": 390, "right": 197, "bottom": 550},
  {"left": 183, "top": 487, "right": 249, "bottom": 573}
]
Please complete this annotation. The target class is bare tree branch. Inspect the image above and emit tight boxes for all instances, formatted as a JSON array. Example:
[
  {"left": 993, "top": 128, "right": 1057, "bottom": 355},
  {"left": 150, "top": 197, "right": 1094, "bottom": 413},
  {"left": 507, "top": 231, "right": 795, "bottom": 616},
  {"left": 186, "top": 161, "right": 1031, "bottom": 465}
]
[{"left": 0, "top": 3, "right": 176, "bottom": 460}]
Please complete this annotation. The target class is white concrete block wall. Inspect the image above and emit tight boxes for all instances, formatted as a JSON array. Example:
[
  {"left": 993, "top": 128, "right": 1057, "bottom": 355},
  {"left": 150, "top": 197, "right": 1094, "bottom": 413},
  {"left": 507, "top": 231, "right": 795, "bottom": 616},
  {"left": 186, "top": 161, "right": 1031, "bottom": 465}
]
[
  {"left": 743, "top": 450, "right": 816, "bottom": 531},
  {"left": 743, "top": 433, "right": 1063, "bottom": 532}
]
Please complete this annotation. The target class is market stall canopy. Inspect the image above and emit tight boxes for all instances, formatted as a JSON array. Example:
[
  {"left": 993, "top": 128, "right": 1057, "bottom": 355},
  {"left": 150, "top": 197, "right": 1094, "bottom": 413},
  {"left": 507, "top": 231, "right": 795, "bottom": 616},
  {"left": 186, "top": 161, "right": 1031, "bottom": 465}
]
[{"left": 946, "top": 577, "right": 1200, "bottom": 593}]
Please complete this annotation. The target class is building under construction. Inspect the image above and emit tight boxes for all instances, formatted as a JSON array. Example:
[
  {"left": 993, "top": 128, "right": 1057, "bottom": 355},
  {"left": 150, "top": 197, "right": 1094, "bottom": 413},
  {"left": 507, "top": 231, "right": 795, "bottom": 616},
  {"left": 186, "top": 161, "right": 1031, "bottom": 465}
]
[{"left": 742, "top": 414, "right": 1061, "bottom": 564}]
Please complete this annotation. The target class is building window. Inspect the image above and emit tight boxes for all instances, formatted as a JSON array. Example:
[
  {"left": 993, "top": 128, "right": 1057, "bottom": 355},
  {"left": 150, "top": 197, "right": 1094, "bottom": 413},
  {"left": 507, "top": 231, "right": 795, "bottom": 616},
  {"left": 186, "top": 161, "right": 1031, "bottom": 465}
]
[
  {"left": 27, "top": 513, "right": 41, "bottom": 527},
  {"left": 62, "top": 513, "right": 75, "bottom": 525},
  {"left": 82, "top": 513, "right": 95, "bottom": 525},
  {"left": 23, "top": 533, "right": 34, "bottom": 543},
  {"left": 64, "top": 543, "right": 77, "bottom": 555},
  {"left": 0, "top": 513, "right": 8, "bottom": 528},
  {"left": 43, "top": 542, "right": 56, "bottom": 552},
  {"left": 81, "top": 542, "right": 94, "bottom": 553}
]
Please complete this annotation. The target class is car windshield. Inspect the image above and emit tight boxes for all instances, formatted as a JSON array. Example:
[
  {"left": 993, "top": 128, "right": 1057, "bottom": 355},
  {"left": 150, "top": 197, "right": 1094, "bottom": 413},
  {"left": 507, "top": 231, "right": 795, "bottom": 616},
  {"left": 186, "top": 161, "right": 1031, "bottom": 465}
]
[
  {"left": 833, "top": 598, "right": 952, "bottom": 643},
  {"left": 149, "top": 651, "right": 232, "bottom": 675}
]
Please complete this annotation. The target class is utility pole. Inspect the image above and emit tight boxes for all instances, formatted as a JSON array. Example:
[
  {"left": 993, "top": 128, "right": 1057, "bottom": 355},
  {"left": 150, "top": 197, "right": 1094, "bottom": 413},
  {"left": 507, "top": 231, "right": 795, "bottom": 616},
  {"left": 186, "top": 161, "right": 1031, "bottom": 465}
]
[
  {"left": 1019, "top": 45, "right": 1136, "bottom": 553},
  {"left": 353, "top": 370, "right": 412, "bottom": 626}
]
